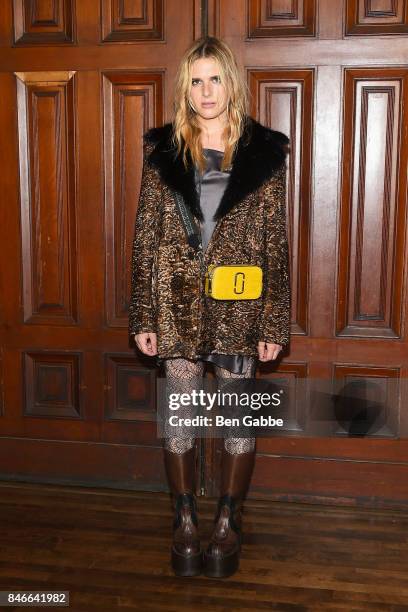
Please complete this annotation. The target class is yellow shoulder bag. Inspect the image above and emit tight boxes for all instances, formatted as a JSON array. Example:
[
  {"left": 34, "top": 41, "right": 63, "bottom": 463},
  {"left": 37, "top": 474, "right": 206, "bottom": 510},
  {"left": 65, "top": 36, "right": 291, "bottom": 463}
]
[{"left": 204, "top": 264, "right": 262, "bottom": 300}]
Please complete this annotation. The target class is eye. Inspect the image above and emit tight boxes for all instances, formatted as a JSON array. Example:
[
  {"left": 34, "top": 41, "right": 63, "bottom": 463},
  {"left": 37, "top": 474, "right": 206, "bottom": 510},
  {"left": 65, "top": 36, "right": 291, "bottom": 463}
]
[
  {"left": 212, "top": 76, "right": 221, "bottom": 84},
  {"left": 191, "top": 78, "right": 201, "bottom": 86}
]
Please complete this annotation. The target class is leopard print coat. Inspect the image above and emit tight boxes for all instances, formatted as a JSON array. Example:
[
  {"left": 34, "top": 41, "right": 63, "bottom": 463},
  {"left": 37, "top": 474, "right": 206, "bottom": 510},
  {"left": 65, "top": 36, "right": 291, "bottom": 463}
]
[{"left": 129, "top": 116, "right": 290, "bottom": 361}]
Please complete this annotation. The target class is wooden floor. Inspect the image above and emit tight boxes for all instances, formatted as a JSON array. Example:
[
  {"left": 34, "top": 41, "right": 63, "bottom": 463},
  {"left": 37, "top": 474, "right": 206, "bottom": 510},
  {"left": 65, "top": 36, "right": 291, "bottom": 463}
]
[{"left": 0, "top": 482, "right": 407, "bottom": 611}]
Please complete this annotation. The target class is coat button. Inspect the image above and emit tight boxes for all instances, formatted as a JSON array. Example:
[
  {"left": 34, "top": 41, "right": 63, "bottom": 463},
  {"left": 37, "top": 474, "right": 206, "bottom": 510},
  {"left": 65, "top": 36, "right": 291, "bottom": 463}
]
[{"left": 192, "top": 325, "right": 197, "bottom": 331}]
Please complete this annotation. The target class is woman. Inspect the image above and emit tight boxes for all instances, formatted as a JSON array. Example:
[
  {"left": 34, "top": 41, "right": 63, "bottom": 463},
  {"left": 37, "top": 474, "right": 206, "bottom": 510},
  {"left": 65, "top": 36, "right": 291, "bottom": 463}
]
[{"left": 129, "top": 36, "right": 290, "bottom": 578}]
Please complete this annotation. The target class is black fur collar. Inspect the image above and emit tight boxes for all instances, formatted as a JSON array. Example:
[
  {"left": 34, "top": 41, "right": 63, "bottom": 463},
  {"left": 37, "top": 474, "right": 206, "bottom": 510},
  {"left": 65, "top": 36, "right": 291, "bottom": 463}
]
[{"left": 144, "top": 115, "right": 289, "bottom": 221}]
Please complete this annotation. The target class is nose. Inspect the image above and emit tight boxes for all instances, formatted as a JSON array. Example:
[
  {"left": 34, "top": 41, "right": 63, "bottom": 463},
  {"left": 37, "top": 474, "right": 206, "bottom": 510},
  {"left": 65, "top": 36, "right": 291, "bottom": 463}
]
[{"left": 202, "top": 80, "right": 212, "bottom": 97}]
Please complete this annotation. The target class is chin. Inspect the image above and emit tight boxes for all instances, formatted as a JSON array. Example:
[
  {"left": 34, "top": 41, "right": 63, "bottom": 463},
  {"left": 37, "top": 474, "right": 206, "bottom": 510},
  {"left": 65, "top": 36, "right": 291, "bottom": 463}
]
[{"left": 198, "top": 108, "right": 222, "bottom": 119}]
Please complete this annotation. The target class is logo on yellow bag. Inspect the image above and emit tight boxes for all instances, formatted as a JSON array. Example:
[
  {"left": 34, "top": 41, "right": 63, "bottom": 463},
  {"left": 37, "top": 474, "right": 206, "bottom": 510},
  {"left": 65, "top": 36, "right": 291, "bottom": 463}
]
[{"left": 204, "top": 265, "right": 263, "bottom": 300}]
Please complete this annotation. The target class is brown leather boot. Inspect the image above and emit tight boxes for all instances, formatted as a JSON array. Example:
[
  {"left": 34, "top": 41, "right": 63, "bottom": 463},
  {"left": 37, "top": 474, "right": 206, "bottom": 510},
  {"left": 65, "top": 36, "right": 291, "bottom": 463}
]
[
  {"left": 163, "top": 445, "right": 203, "bottom": 576},
  {"left": 203, "top": 446, "right": 256, "bottom": 578}
]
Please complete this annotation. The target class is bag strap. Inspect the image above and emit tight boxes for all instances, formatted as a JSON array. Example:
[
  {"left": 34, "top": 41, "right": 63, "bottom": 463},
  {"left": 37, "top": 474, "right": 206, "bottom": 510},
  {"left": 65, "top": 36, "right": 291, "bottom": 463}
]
[{"left": 173, "top": 190, "right": 201, "bottom": 252}]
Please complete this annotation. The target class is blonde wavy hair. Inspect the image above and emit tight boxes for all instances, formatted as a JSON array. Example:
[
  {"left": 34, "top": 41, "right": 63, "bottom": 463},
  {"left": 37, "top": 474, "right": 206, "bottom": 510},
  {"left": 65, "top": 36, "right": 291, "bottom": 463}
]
[{"left": 171, "top": 36, "right": 251, "bottom": 173}]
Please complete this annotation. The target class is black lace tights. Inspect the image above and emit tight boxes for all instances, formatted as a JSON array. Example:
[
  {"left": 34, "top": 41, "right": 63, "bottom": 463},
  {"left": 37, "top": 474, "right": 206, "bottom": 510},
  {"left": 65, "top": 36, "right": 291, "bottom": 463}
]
[{"left": 163, "top": 357, "right": 256, "bottom": 455}]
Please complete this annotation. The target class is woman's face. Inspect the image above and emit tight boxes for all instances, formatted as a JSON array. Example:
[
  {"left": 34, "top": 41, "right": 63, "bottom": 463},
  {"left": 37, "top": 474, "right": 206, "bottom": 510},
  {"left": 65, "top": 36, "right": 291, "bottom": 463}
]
[{"left": 189, "top": 57, "right": 228, "bottom": 121}]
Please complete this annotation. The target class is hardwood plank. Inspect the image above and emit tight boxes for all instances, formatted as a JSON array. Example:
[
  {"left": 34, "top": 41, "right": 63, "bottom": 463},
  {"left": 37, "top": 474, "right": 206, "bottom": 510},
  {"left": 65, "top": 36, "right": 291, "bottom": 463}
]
[{"left": 0, "top": 483, "right": 407, "bottom": 610}]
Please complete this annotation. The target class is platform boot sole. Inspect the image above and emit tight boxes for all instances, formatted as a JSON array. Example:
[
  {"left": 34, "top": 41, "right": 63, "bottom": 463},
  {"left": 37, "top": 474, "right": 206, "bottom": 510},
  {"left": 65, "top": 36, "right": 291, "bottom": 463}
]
[
  {"left": 171, "top": 547, "right": 203, "bottom": 576},
  {"left": 203, "top": 546, "right": 240, "bottom": 578}
]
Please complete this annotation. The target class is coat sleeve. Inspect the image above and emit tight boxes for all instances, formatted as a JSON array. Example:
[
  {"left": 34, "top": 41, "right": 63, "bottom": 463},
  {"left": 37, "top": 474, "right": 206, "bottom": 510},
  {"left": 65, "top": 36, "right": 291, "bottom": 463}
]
[
  {"left": 258, "top": 160, "right": 291, "bottom": 347},
  {"left": 128, "top": 139, "right": 161, "bottom": 336}
]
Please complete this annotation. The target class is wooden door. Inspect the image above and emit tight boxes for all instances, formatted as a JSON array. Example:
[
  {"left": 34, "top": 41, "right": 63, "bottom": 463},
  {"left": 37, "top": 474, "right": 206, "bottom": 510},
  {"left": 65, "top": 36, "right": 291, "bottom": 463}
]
[
  {"left": 203, "top": 0, "right": 408, "bottom": 507},
  {"left": 0, "top": 0, "right": 201, "bottom": 490}
]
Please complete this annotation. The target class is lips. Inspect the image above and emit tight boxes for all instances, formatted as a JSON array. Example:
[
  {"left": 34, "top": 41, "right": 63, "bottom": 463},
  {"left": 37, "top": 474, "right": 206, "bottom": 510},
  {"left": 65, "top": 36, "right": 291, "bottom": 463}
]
[{"left": 202, "top": 102, "right": 216, "bottom": 107}]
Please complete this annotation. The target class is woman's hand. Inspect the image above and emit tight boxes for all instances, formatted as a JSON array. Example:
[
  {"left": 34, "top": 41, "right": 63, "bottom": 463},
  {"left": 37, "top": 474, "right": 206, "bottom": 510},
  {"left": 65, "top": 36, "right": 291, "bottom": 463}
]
[
  {"left": 133, "top": 332, "right": 158, "bottom": 356},
  {"left": 257, "top": 340, "right": 282, "bottom": 362}
]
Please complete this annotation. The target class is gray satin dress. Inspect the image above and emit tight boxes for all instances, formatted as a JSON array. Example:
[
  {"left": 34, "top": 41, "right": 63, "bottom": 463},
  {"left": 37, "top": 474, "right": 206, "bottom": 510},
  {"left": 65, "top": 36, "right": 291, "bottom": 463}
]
[{"left": 195, "top": 148, "right": 254, "bottom": 375}]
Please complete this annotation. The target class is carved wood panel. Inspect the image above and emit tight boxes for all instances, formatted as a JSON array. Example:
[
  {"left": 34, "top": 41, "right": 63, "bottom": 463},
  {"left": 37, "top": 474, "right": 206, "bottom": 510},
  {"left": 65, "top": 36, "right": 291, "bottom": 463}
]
[
  {"left": 346, "top": 0, "right": 408, "bottom": 35},
  {"left": 257, "top": 361, "right": 309, "bottom": 437},
  {"left": 23, "top": 351, "right": 82, "bottom": 417},
  {"left": 103, "top": 71, "right": 164, "bottom": 327},
  {"left": 337, "top": 68, "right": 408, "bottom": 338},
  {"left": 104, "top": 354, "right": 157, "bottom": 422},
  {"left": 101, "top": 0, "right": 164, "bottom": 42},
  {"left": 332, "top": 363, "right": 400, "bottom": 439},
  {"left": 13, "top": 0, "right": 75, "bottom": 45},
  {"left": 248, "top": 0, "right": 316, "bottom": 38},
  {"left": 249, "top": 68, "right": 313, "bottom": 336},
  {"left": 15, "top": 71, "right": 78, "bottom": 326}
]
